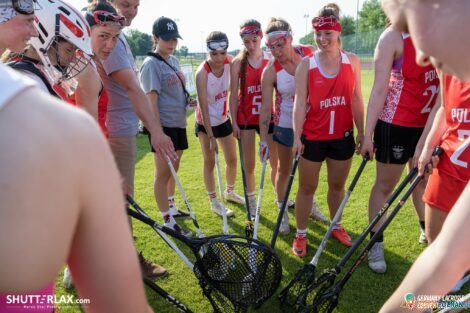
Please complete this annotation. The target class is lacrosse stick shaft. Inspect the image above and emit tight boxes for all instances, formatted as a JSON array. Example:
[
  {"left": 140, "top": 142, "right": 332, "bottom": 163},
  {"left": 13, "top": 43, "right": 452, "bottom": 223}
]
[
  {"left": 144, "top": 277, "right": 194, "bottom": 313},
  {"left": 166, "top": 157, "right": 204, "bottom": 238},
  {"left": 238, "top": 139, "right": 253, "bottom": 237},
  {"left": 310, "top": 155, "right": 369, "bottom": 266},
  {"left": 334, "top": 166, "right": 418, "bottom": 271},
  {"left": 215, "top": 151, "right": 229, "bottom": 235},
  {"left": 338, "top": 173, "right": 425, "bottom": 289},
  {"left": 126, "top": 200, "right": 194, "bottom": 269},
  {"left": 270, "top": 156, "right": 299, "bottom": 249},
  {"left": 253, "top": 157, "right": 267, "bottom": 239}
]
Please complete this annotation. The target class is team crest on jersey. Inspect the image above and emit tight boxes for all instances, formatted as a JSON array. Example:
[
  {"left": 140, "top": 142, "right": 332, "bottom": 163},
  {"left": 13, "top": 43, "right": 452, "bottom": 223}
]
[{"left": 393, "top": 145, "right": 404, "bottom": 160}]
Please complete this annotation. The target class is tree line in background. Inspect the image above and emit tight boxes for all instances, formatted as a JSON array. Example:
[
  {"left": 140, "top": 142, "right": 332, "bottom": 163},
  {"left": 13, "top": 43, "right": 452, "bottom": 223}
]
[{"left": 125, "top": 0, "right": 386, "bottom": 57}]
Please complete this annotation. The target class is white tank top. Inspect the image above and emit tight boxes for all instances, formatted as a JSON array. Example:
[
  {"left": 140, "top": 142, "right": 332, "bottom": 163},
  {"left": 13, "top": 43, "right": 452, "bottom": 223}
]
[
  {"left": 0, "top": 64, "right": 37, "bottom": 112},
  {"left": 274, "top": 66, "right": 295, "bottom": 128},
  {"left": 196, "top": 58, "right": 230, "bottom": 126}
]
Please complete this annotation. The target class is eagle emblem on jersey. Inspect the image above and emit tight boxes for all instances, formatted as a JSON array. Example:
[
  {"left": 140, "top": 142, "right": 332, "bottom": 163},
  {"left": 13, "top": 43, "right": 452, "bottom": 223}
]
[{"left": 393, "top": 145, "right": 404, "bottom": 160}]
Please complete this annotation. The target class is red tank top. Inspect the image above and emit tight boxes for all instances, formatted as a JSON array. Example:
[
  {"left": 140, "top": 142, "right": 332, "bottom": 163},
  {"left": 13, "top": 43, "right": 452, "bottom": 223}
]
[
  {"left": 67, "top": 85, "right": 108, "bottom": 137},
  {"left": 236, "top": 52, "right": 270, "bottom": 125},
  {"left": 379, "top": 34, "right": 439, "bottom": 128},
  {"left": 303, "top": 51, "right": 355, "bottom": 140},
  {"left": 437, "top": 74, "right": 470, "bottom": 182}
]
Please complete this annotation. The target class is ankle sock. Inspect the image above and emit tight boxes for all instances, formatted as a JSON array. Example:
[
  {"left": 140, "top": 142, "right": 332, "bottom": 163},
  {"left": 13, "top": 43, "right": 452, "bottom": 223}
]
[{"left": 296, "top": 228, "right": 307, "bottom": 238}]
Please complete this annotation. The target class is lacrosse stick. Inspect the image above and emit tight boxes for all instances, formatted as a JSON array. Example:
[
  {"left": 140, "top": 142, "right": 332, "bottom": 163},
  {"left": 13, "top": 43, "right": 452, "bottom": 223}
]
[
  {"left": 215, "top": 151, "right": 229, "bottom": 235},
  {"left": 237, "top": 138, "right": 253, "bottom": 238}
]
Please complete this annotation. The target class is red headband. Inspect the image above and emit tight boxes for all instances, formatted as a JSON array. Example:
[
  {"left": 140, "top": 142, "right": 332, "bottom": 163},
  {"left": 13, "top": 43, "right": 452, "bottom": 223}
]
[
  {"left": 312, "top": 16, "right": 342, "bottom": 32},
  {"left": 240, "top": 25, "right": 263, "bottom": 38}
]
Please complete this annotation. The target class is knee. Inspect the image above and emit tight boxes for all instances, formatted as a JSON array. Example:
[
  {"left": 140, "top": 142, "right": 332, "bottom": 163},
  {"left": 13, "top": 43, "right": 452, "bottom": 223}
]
[
  {"left": 373, "top": 179, "right": 396, "bottom": 196},
  {"left": 298, "top": 183, "right": 316, "bottom": 196},
  {"left": 204, "top": 156, "right": 215, "bottom": 170},
  {"left": 328, "top": 181, "right": 345, "bottom": 193},
  {"left": 225, "top": 154, "right": 237, "bottom": 168}
]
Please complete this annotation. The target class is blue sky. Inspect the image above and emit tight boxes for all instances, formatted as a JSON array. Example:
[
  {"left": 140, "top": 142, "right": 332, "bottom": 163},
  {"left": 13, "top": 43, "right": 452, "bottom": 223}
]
[{"left": 68, "top": 0, "right": 366, "bottom": 52}]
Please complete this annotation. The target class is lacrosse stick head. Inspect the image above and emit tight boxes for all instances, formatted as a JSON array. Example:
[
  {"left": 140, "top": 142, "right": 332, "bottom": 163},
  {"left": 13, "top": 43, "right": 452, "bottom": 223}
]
[
  {"left": 193, "top": 235, "right": 282, "bottom": 311},
  {"left": 306, "top": 283, "right": 340, "bottom": 313},
  {"left": 299, "top": 268, "right": 337, "bottom": 311},
  {"left": 245, "top": 221, "right": 254, "bottom": 238},
  {"left": 279, "top": 263, "right": 317, "bottom": 311}
]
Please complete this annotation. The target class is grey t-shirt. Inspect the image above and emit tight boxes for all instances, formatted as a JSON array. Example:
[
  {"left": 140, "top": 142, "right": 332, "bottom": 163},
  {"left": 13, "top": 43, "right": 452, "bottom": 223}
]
[
  {"left": 96, "top": 33, "right": 139, "bottom": 137},
  {"left": 139, "top": 54, "right": 187, "bottom": 128}
]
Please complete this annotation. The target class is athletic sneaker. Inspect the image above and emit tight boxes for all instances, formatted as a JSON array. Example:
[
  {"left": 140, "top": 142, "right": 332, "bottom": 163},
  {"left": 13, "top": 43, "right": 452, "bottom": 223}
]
[
  {"left": 368, "top": 242, "right": 387, "bottom": 274},
  {"left": 279, "top": 209, "right": 290, "bottom": 234},
  {"left": 275, "top": 199, "right": 295, "bottom": 209},
  {"left": 292, "top": 235, "right": 307, "bottom": 257},
  {"left": 224, "top": 191, "right": 245, "bottom": 205},
  {"left": 332, "top": 226, "right": 352, "bottom": 247},
  {"left": 310, "top": 198, "right": 329, "bottom": 224},
  {"left": 167, "top": 222, "right": 193, "bottom": 238},
  {"left": 419, "top": 228, "right": 428, "bottom": 245},
  {"left": 138, "top": 252, "right": 168, "bottom": 279},
  {"left": 169, "top": 205, "right": 190, "bottom": 219},
  {"left": 62, "top": 267, "right": 73, "bottom": 289},
  {"left": 210, "top": 199, "right": 234, "bottom": 217},
  {"left": 451, "top": 273, "right": 470, "bottom": 292},
  {"left": 248, "top": 197, "right": 257, "bottom": 218}
]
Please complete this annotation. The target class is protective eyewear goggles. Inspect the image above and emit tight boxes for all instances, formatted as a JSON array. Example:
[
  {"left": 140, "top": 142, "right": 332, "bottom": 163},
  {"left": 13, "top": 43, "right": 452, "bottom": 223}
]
[
  {"left": 207, "top": 40, "right": 228, "bottom": 51},
  {"left": 312, "top": 15, "right": 339, "bottom": 28},
  {"left": 92, "top": 10, "right": 125, "bottom": 27}
]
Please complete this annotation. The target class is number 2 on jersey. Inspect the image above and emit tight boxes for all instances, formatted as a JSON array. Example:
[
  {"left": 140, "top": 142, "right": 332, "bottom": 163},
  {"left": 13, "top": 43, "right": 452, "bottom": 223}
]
[
  {"left": 251, "top": 95, "right": 262, "bottom": 115},
  {"left": 450, "top": 129, "right": 470, "bottom": 168},
  {"left": 421, "top": 85, "right": 439, "bottom": 114}
]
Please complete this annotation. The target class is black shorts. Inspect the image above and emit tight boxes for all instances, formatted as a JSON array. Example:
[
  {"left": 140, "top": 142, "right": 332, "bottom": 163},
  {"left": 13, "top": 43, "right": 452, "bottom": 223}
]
[
  {"left": 302, "top": 134, "right": 355, "bottom": 162},
  {"left": 239, "top": 123, "right": 274, "bottom": 135},
  {"left": 374, "top": 120, "right": 423, "bottom": 164},
  {"left": 195, "top": 119, "right": 233, "bottom": 138},
  {"left": 147, "top": 127, "right": 188, "bottom": 152}
]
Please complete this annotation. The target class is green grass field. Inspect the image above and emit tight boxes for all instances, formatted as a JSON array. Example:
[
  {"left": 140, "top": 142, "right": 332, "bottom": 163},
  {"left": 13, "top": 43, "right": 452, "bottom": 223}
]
[{"left": 53, "top": 70, "right": 468, "bottom": 312}]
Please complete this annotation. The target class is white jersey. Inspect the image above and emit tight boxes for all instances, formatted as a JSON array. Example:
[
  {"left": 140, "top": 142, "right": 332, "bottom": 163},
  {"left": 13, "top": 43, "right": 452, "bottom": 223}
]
[
  {"left": 274, "top": 64, "right": 295, "bottom": 128},
  {"left": 0, "top": 64, "right": 37, "bottom": 111},
  {"left": 196, "top": 58, "right": 230, "bottom": 127}
]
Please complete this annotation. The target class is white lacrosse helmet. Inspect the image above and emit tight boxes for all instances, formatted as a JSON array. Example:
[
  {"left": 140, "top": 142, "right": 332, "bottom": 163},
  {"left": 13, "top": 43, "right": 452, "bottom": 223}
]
[{"left": 29, "top": 0, "right": 92, "bottom": 83}]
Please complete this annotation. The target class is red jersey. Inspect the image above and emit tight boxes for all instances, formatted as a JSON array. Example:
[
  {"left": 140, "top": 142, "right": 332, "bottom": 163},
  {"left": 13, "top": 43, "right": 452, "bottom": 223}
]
[
  {"left": 379, "top": 34, "right": 439, "bottom": 128},
  {"left": 303, "top": 51, "right": 355, "bottom": 140},
  {"left": 437, "top": 74, "right": 470, "bottom": 182},
  {"left": 236, "top": 51, "right": 270, "bottom": 125}
]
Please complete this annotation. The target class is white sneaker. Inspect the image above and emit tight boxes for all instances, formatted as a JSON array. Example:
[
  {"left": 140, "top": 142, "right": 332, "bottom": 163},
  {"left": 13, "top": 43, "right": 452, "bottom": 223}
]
[
  {"left": 310, "top": 197, "right": 329, "bottom": 224},
  {"left": 224, "top": 191, "right": 245, "bottom": 205},
  {"left": 451, "top": 274, "right": 470, "bottom": 292},
  {"left": 287, "top": 199, "right": 295, "bottom": 208},
  {"left": 419, "top": 227, "right": 428, "bottom": 245},
  {"left": 368, "top": 242, "right": 387, "bottom": 274},
  {"left": 62, "top": 267, "right": 74, "bottom": 289},
  {"left": 211, "top": 199, "right": 234, "bottom": 217}
]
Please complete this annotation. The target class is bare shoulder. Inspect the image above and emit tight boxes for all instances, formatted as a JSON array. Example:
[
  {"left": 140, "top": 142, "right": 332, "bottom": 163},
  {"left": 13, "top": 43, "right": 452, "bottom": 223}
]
[{"left": 377, "top": 27, "right": 402, "bottom": 51}]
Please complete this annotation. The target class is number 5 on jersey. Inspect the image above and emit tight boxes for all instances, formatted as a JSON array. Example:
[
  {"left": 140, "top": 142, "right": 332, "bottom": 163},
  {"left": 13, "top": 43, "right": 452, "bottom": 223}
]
[{"left": 251, "top": 95, "right": 262, "bottom": 115}]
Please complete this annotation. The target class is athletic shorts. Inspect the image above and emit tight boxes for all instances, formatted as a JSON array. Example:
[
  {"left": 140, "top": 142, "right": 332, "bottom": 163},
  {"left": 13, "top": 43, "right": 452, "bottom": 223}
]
[
  {"left": 301, "top": 134, "right": 355, "bottom": 162},
  {"left": 239, "top": 123, "right": 274, "bottom": 134},
  {"left": 273, "top": 125, "right": 294, "bottom": 147},
  {"left": 374, "top": 120, "right": 424, "bottom": 164},
  {"left": 147, "top": 127, "right": 188, "bottom": 152},
  {"left": 195, "top": 119, "right": 233, "bottom": 138},
  {"left": 423, "top": 169, "right": 468, "bottom": 213}
]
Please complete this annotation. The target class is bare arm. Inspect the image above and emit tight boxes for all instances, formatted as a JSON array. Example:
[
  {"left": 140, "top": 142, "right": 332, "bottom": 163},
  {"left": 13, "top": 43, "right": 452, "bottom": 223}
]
[
  {"left": 292, "top": 57, "right": 309, "bottom": 157},
  {"left": 196, "top": 67, "right": 217, "bottom": 152},
  {"left": 229, "top": 57, "right": 241, "bottom": 139},
  {"left": 348, "top": 52, "right": 365, "bottom": 153},
  {"left": 260, "top": 63, "right": 276, "bottom": 142},
  {"left": 418, "top": 78, "right": 448, "bottom": 175},
  {"left": 74, "top": 64, "right": 100, "bottom": 121},
  {"left": 111, "top": 68, "right": 177, "bottom": 160},
  {"left": 380, "top": 182, "right": 470, "bottom": 313},
  {"left": 361, "top": 28, "right": 402, "bottom": 158}
]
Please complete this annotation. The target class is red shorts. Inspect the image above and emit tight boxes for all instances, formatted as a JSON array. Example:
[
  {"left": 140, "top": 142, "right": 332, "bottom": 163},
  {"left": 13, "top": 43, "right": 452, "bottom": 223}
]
[{"left": 423, "top": 169, "right": 468, "bottom": 212}]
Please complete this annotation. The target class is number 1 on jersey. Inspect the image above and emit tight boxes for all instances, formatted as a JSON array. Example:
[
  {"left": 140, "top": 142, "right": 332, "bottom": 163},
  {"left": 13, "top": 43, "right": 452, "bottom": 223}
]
[{"left": 329, "top": 111, "right": 335, "bottom": 135}]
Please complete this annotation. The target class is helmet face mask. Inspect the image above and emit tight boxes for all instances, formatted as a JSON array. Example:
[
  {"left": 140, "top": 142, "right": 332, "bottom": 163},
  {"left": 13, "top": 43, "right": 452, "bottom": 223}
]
[{"left": 29, "top": 0, "right": 92, "bottom": 83}]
